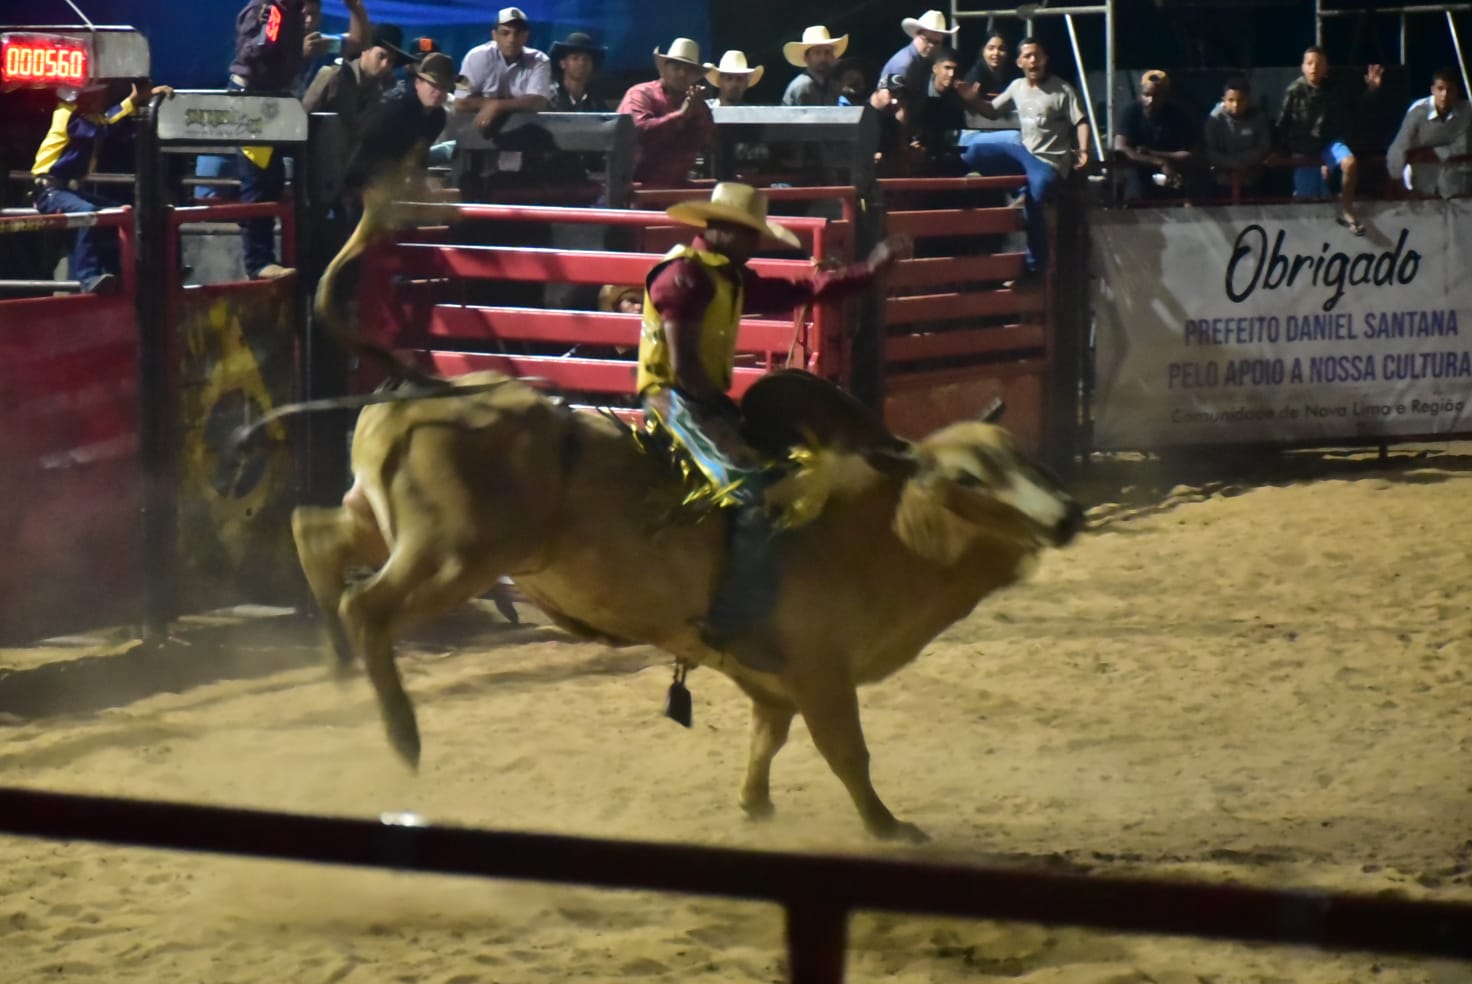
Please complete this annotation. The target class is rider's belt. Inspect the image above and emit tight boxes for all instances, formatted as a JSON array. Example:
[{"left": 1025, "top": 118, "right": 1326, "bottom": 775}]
[{"left": 34, "top": 174, "right": 79, "bottom": 192}]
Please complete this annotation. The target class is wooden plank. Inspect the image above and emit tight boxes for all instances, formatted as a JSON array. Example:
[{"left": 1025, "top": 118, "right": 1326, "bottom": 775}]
[
  {"left": 884, "top": 323, "right": 1046, "bottom": 362},
  {"left": 883, "top": 358, "right": 1051, "bottom": 388},
  {"left": 885, "top": 208, "right": 1021, "bottom": 237},
  {"left": 426, "top": 306, "right": 802, "bottom": 355},
  {"left": 885, "top": 289, "right": 1045, "bottom": 325},
  {"left": 416, "top": 351, "right": 767, "bottom": 396},
  {"left": 888, "top": 254, "right": 1027, "bottom": 289}
]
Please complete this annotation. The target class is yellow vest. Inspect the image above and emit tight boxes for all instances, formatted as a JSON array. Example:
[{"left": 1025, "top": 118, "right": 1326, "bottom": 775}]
[{"left": 636, "top": 244, "right": 744, "bottom": 395}]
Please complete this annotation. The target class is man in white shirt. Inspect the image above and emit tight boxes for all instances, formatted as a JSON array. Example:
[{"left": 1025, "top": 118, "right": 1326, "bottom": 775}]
[
  {"left": 457, "top": 5, "right": 551, "bottom": 132},
  {"left": 957, "top": 37, "right": 1091, "bottom": 288},
  {"left": 1386, "top": 67, "right": 1471, "bottom": 199}
]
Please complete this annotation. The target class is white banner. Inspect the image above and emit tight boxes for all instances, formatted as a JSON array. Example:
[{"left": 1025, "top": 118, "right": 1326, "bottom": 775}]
[{"left": 1091, "top": 200, "right": 1472, "bottom": 448}]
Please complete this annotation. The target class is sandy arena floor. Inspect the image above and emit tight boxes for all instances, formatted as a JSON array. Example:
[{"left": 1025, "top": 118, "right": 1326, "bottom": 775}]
[{"left": 2, "top": 447, "right": 1471, "bottom": 983}]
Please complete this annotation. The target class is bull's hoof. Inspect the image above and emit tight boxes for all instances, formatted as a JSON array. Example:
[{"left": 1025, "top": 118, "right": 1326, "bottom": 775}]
[
  {"left": 385, "top": 715, "right": 422, "bottom": 771},
  {"left": 742, "top": 800, "right": 776, "bottom": 822},
  {"left": 873, "top": 819, "right": 929, "bottom": 844}
]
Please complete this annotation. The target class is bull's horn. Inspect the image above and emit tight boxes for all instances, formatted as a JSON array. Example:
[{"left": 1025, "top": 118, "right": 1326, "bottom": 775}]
[{"left": 978, "top": 398, "right": 1005, "bottom": 423}]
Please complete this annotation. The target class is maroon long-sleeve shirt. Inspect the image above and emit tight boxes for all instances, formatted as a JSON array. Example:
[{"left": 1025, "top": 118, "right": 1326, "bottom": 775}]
[{"left": 616, "top": 78, "right": 716, "bottom": 187}]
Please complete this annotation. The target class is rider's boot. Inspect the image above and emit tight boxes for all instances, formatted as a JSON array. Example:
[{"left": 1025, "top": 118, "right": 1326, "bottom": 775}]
[{"left": 697, "top": 505, "right": 785, "bottom": 673}]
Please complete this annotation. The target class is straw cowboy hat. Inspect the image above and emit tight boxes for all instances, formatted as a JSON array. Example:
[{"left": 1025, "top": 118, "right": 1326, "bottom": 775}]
[
  {"left": 653, "top": 38, "right": 703, "bottom": 68},
  {"left": 704, "top": 50, "right": 764, "bottom": 88},
  {"left": 412, "top": 52, "right": 456, "bottom": 92},
  {"left": 666, "top": 182, "right": 800, "bottom": 249},
  {"left": 782, "top": 25, "right": 850, "bottom": 67},
  {"left": 902, "top": 9, "right": 959, "bottom": 38}
]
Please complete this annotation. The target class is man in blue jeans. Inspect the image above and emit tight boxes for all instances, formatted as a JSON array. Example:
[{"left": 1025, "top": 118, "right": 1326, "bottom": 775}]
[
  {"left": 955, "top": 37, "right": 1091, "bottom": 289},
  {"left": 30, "top": 81, "right": 173, "bottom": 294},
  {"left": 228, "top": 0, "right": 307, "bottom": 279}
]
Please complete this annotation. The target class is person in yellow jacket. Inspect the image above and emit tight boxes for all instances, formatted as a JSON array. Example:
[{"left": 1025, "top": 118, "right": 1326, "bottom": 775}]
[
  {"left": 639, "top": 182, "right": 907, "bottom": 671},
  {"left": 30, "top": 81, "right": 173, "bottom": 294}
]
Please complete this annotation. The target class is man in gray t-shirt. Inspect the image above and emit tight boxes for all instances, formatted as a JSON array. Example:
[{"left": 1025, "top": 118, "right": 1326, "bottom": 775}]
[{"left": 958, "top": 38, "right": 1090, "bottom": 285}]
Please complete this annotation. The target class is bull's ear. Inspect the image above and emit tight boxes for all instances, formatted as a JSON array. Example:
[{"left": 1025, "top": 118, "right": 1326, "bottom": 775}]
[{"left": 894, "top": 477, "right": 972, "bottom": 567}]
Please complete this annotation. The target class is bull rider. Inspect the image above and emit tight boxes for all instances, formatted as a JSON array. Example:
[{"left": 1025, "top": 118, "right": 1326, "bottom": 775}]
[{"left": 639, "top": 182, "right": 908, "bottom": 672}]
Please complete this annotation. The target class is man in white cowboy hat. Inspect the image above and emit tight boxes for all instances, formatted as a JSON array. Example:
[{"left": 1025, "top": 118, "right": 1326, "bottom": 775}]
[
  {"left": 615, "top": 38, "right": 715, "bottom": 186},
  {"left": 704, "top": 50, "right": 763, "bottom": 107},
  {"left": 638, "top": 182, "right": 910, "bottom": 671},
  {"left": 781, "top": 25, "right": 849, "bottom": 106},
  {"left": 876, "top": 9, "right": 959, "bottom": 111},
  {"left": 457, "top": 6, "right": 551, "bottom": 132},
  {"left": 548, "top": 31, "right": 607, "bottom": 111}
]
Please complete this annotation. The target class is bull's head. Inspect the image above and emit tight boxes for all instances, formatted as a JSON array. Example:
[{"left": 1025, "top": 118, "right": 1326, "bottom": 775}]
[{"left": 879, "top": 422, "right": 1084, "bottom": 567}]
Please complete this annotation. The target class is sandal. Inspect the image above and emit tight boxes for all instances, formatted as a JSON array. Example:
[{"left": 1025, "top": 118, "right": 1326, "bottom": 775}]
[{"left": 1336, "top": 216, "right": 1366, "bottom": 237}]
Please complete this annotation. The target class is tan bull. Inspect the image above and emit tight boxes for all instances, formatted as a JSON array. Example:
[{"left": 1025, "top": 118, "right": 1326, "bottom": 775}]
[{"left": 291, "top": 370, "right": 1082, "bottom": 841}]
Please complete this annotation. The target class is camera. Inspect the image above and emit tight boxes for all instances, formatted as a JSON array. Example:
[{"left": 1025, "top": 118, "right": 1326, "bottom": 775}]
[{"left": 322, "top": 34, "right": 343, "bottom": 55}]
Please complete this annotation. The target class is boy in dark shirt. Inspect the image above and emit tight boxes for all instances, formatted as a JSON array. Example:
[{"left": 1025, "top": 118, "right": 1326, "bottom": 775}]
[
  {"left": 1277, "top": 46, "right": 1382, "bottom": 234},
  {"left": 1113, "top": 69, "right": 1197, "bottom": 201}
]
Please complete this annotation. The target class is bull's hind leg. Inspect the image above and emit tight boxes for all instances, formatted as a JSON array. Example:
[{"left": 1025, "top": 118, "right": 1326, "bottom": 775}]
[
  {"left": 740, "top": 694, "right": 796, "bottom": 821},
  {"left": 292, "top": 504, "right": 386, "bottom": 676},
  {"left": 790, "top": 670, "right": 928, "bottom": 843},
  {"left": 339, "top": 533, "right": 505, "bottom": 769}
]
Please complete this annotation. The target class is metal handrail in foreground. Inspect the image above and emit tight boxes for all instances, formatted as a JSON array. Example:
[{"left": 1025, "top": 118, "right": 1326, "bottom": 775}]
[{"left": 1, "top": 786, "right": 1470, "bottom": 983}]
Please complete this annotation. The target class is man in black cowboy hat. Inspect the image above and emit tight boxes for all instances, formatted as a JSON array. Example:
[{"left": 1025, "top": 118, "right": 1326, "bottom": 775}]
[
  {"left": 347, "top": 52, "right": 454, "bottom": 194},
  {"left": 549, "top": 31, "right": 607, "bottom": 111},
  {"left": 303, "top": 24, "right": 409, "bottom": 136}
]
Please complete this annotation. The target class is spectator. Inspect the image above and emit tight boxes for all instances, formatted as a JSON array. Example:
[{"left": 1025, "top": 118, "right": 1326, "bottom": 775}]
[
  {"left": 615, "top": 38, "right": 715, "bottom": 187},
  {"left": 30, "top": 81, "right": 174, "bottom": 294},
  {"left": 1113, "top": 69, "right": 1198, "bottom": 202},
  {"left": 229, "top": 0, "right": 307, "bottom": 279},
  {"left": 303, "top": 24, "right": 408, "bottom": 136},
  {"left": 1276, "top": 46, "right": 1382, "bottom": 235},
  {"left": 781, "top": 25, "right": 849, "bottom": 106},
  {"left": 705, "top": 51, "right": 769, "bottom": 177},
  {"left": 833, "top": 58, "right": 869, "bottom": 107},
  {"left": 1386, "top": 67, "right": 1472, "bottom": 199},
  {"left": 875, "top": 8, "right": 958, "bottom": 112},
  {"left": 296, "top": 0, "right": 370, "bottom": 97},
  {"left": 705, "top": 51, "right": 764, "bottom": 107},
  {"left": 458, "top": 7, "right": 552, "bottom": 133},
  {"left": 548, "top": 31, "right": 607, "bottom": 111},
  {"left": 958, "top": 37, "right": 1091, "bottom": 288},
  {"left": 906, "top": 46, "right": 967, "bottom": 174},
  {"left": 1204, "top": 76, "right": 1271, "bottom": 196},
  {"left": 346, "top": 52, "right": 453, "bottom": 195},
  {"left": 965, "top": 32, "right": 1018, "bottom": 100},
  {"left": 599, "top": 284, "right": 643, "bottom": 314}
]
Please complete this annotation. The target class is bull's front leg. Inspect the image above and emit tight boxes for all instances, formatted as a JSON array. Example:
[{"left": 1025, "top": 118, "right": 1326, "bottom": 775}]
[
  {"left": 790, "top": 669, "right": 928, "bottom": 843},
  {"left": 740, "top": 695, "right": 796, "bottom": 821},
  {"left": 291, "top": 503, "right": 386, "bottom": 677}
]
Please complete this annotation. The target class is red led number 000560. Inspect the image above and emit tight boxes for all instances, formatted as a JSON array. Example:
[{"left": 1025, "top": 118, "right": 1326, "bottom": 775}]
[{"left": 1, "top": 36, "right": 89, "bottom": 86}]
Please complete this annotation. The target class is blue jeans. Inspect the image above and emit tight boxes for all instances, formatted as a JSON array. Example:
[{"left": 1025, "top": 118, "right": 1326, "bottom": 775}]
[
  {"left": 1292, "top": 141, "right": 1353, "bottom": 199},
  {"left": 959, "top": 139, "right": 1061, "bottom": 273},
  {"left": 228, "top": 78, "right": 285, "bottom": 275},
  {"left": 34, "top": 186, "right": 117, "bottom": 288},
  {"left": 193, "top": 153, "right": 237, "bottom": 202}
]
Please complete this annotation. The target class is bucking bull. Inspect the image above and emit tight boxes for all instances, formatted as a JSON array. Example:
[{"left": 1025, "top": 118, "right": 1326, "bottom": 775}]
[{"left": 278, "top": 184, "right": 1084, "bottom": 842}]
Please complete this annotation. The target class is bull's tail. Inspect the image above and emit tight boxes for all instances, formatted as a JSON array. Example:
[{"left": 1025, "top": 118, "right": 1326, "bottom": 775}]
[{"left": 315, "top": 155, "right": 452, "bottom": 390}]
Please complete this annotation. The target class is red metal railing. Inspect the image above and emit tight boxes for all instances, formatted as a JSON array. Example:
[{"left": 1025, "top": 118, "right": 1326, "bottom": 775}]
[
  {"left": 1, "top": 785, "right": 1470, "bottom": 983},
  {"left": 357, "top": 201, "right": 852, "bottom": 401}
]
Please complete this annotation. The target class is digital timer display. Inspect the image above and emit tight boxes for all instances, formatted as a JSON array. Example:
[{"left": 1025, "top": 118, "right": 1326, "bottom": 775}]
[{"left": 1, "top": 33, "right": 91, "bottom": 87}]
